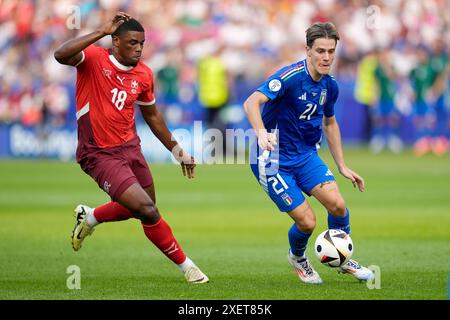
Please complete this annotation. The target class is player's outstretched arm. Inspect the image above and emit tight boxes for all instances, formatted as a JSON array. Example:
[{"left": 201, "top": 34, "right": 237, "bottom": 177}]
[
  {"left": 323, "top": 116, "right": 365, "bottom": 192},
  {"left": 139, "top": 104, "right": 196, "bottom": 179},
  {"left": 243, "top": 91, "right": 277, "bottom": 151},
  {"left": 54, "top": 12, "right": 131, "bottom": 66}
]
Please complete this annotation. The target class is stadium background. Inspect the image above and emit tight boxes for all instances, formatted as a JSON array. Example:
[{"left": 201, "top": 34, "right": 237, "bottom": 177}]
[
  {"left": 0, "top": 0, "right": 449, "bottom": 300},
  {"left": 1, "top": 0, "right": 449, "bottom": 159}
]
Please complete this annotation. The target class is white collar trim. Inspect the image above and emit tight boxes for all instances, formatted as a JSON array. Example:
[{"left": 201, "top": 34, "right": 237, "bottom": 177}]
[
  {"left": 303, "top": 59, "right": 309, "bottom": 75},
  {"left": 109, "top": 54, "right": 134, "bottom": 71}
]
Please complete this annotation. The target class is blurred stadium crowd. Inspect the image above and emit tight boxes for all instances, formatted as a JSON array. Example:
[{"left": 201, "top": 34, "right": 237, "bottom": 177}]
[{"left": 0, "top": 0, "right": 449, "bottom": 155}]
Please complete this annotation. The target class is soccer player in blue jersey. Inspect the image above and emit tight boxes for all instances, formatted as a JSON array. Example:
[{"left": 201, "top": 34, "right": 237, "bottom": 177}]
[{"left": 243, "top": 22, "right": 373, "bottom": 284}]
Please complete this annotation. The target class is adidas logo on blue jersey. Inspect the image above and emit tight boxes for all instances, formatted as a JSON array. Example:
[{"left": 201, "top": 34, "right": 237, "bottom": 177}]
[
  {"left": 298, "top": 92, "right": 307, "bottom": 101},
  {"left": 325, "top": 169, "right": 334, "bottom": 177}
]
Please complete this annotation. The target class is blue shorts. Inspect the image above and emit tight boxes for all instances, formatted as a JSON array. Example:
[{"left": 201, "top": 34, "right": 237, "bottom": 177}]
[{"left": 250, "top": 152, "right": 335, "bottom": 212}]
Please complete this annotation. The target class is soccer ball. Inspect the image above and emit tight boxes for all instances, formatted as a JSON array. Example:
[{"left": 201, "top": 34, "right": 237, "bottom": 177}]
[{"left": 314, "top": 229, "right": 353, "bottom": 267}]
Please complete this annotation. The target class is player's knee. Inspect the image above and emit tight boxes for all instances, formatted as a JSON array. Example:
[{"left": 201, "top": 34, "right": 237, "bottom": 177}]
[
  {"left": 304, "top": 220, "right": 316, "bottom": 234},
  {"left": 329, "top": 198, "right": 346, "bottom": 217},
  {"left": 134, "top": 200, "right": 160, "bottom": 223},
  {"left": 299, "top": 214, "right": 316, "bottom": 233}
]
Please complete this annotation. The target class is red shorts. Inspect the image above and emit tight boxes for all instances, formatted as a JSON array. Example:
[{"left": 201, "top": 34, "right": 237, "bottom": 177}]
[{"left": 77, "top": 137, "right": 153, "bottom": 201}]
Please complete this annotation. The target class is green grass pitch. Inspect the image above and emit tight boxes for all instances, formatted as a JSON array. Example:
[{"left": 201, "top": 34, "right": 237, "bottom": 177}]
[{"left": 0, "top": 148, "right": 449, "bottom": 299}]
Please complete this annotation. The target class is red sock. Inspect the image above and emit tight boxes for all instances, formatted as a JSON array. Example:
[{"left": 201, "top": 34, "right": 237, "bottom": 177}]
[
  {"left": 142, "top": 218, "right": 186, "bottom": 265},
  {"left": 93, "top": 202, "right": 134, "bottom": 223}
]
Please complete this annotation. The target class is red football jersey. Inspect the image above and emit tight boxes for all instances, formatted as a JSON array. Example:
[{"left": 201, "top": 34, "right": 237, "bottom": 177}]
[{"left": 75, "top": 45, "right": 155, "bottom": 148}]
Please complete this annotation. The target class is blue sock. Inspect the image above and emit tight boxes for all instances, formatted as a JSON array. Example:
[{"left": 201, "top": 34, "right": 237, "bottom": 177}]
[
  {"left": 328, "top": 208, "right": 351, "bottom": 235},
  {"left": 288, "top": 223, "right": 311, "bottom": 257}
]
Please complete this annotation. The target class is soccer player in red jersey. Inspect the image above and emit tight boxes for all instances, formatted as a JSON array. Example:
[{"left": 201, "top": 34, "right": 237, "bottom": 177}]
[{"left": 54, "top": 12, "right": 208, "bottom": 283}]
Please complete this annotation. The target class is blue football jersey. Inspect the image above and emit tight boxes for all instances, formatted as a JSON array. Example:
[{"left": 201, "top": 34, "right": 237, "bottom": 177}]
[{"left": 256, "top": 59, "right": 339, "bottom": 167}]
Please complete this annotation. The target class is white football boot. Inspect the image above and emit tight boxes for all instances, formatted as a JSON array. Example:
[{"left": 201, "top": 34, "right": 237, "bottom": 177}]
[
  {"left": 71, "top": 204, "right": 95, "bottom": 251},
  {"left": 184, "top": 265, "right": 209, "bottom": 284},
  {"left": 288, "top": 253, "right": 323, "bottom": 284},
  {"left": 337, "top": 259, "right": 374, "bottom": 281}
]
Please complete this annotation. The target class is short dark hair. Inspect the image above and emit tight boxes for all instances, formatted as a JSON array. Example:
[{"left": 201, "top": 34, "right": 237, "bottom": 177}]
[
  {"left": 306, "top": 22, "right": 340, "bottom": 48},
  {"left": 112, "top": 18, "right": 144, "bottom": 37}
]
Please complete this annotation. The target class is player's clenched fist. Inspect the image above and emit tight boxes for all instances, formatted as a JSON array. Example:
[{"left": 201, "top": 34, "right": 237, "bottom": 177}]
[
  {"left": 98, "top": 12, "right": 132, "bottom": 36},
  {"left": 257, "top": 130, "right": 277, "bottom": 151}
]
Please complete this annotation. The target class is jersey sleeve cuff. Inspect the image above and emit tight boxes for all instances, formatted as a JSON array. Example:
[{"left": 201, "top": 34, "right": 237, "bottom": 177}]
[
  {"left": 256, "top": 89, "right": 274, "bottom": 101},
  {"left": 135, "top": 98, "right": 156, "bottom": 106},
  {"left": 74, "top": 51, "right": 85, "bottom": 67}
]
